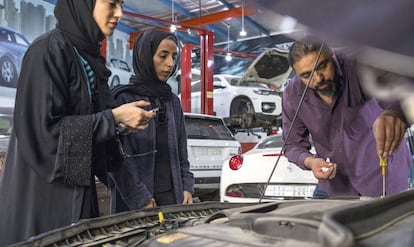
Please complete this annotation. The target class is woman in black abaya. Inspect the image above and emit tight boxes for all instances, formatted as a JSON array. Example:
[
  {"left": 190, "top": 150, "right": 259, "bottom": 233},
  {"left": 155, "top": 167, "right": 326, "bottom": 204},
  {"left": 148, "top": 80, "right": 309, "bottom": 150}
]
[{"left": 0, "top": 0, "right": 154, "bottom": 245}]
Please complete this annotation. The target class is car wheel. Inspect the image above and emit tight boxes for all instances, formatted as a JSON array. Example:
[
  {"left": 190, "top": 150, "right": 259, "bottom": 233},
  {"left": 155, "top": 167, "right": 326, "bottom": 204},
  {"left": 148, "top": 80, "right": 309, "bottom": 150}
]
[
  {"left": 110, "top": 76, "right": 120, "bottom": 88},
  {"left": 0, "top": 57, "right": 18, "bottom": 86},
  {"left": 230, "top": 97, "right": 255, "bottom": 129}
]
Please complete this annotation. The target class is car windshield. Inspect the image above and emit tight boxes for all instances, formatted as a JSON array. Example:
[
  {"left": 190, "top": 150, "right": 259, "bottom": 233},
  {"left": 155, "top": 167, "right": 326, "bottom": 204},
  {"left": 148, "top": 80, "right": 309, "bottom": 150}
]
[
  {"left": 256, "top": 135, "right": 284, "bottom": 149},
  {"left": 185, "top": 116, "right": 235, "bottom": 140},
  {"left": 227, "top": 77, "right": 241, "bottom": 85}
]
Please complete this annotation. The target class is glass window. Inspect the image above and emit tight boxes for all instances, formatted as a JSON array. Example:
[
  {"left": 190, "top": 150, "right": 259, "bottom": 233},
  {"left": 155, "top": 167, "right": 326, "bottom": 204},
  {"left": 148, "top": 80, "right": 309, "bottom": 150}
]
[
  {"left": 14, "top": 33, "right": 30, "bottom": 46},
  {"left": 185, "top": 116, "right": 235, "bottom": 140},
  {"left": 191, "top": 82, "right": 200, "bottom": 93}
]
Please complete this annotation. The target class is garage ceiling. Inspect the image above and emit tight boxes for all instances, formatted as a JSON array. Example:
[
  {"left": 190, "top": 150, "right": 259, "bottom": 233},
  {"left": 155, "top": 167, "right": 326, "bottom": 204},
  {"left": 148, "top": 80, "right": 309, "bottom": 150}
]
[{"left": 120, "top": 0, "right": 306, "bottom": 46}]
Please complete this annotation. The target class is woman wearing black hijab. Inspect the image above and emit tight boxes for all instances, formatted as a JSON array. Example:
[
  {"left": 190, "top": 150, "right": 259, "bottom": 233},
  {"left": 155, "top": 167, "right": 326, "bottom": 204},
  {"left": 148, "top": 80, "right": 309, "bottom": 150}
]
[
  {"left": 109, "top": 30, "right": 194, "bottom": 213},
  {"left": 0, "top": 0, "right": 155, "bottom": 245}
]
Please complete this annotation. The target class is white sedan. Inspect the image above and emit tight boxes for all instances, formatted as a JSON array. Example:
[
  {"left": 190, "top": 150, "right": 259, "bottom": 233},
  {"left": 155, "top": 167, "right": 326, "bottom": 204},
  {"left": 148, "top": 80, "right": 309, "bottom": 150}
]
[{"left": 220, "top": 134, "right": 317, "bottom": 203}]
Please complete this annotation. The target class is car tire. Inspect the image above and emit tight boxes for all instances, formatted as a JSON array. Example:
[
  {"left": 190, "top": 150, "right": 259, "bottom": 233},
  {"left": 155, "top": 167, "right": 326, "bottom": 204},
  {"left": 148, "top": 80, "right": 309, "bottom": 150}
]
[
  {"left": 0, "top": 56, "right": 18, "bottom": 86},
  {"left": 230, "top": 97, "right": 255, "bottom": 129},
  {"left": 110, "top": 75, "right": 120, "bottom": 88}
]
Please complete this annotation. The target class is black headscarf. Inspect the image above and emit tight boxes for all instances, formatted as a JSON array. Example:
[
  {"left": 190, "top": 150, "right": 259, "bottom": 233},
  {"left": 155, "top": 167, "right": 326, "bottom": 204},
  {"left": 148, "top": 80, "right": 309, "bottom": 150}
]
[
  {"left": 129, "top": 29, "right": 178, "bottom": 98},
  {"left": 54, "top": 0, "right": 113, "bottom": 110}
]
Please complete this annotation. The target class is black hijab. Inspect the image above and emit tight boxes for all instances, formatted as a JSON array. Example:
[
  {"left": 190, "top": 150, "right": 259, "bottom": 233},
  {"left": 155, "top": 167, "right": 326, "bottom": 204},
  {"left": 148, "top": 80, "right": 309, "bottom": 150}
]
[
  {"left": 54, "top": 0, "right": 113, "bottom": 110},
  {"left": 129, "top": 29, "right": 178, "bottom": 98}
]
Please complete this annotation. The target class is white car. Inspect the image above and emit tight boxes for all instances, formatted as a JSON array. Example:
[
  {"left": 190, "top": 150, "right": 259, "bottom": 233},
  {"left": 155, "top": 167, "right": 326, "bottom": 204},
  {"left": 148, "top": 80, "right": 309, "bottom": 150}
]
[
  {"left": 189, "top": 74, "right": 282, "bottom": 129},
  {"left": 107, "top": 58, "right": 133, "bottom": 88},
  {"left": 220, "top": 133, "right": 317, "bottom": 203},
  {"left": 184, "top": 113, "right": 241, "bottom": 201}
]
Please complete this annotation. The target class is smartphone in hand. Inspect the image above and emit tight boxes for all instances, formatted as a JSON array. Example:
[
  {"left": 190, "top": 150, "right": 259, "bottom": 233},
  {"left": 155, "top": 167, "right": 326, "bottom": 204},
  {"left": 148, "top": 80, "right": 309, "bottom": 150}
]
[{"left": 149, "top": 107, "right": 159, "bottom": 113}]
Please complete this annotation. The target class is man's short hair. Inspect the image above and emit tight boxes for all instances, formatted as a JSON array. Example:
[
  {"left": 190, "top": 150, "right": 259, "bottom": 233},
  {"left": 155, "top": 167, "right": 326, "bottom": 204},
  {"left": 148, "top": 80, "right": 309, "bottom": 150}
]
[{"left": 288, "top": 36, "right": 332, "bottom": 68}]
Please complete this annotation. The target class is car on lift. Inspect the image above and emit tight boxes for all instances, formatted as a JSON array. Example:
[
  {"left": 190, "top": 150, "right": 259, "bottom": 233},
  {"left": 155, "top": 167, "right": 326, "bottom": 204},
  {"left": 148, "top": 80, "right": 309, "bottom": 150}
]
[
  {"left": 107, "top": 57, "right": 134, "bottom": 88},
  {"left": 0, "top": 25, "right": 30, "bottom": 87},
  {"left": 189, "top": 74, "right": 282, "bottom": 129},
  {"left": 220, "top": 133, "right": 317, "bottom": 203}
]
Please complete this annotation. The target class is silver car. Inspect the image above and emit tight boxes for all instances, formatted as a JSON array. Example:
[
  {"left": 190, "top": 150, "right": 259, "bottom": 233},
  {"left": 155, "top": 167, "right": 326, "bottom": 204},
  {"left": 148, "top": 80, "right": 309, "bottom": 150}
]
[{"left": 0, "top": 26, "right": 30, "bottom": 87}]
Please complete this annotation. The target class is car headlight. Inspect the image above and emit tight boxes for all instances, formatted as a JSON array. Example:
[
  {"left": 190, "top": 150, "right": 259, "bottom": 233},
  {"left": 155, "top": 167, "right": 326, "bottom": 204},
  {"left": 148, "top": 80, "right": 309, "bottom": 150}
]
[
  {"left": 261, "top": 102, "right": 276, "bottom": 113},
  {"left": 253, "top": 89, "right": 271, "bottom": 95}
]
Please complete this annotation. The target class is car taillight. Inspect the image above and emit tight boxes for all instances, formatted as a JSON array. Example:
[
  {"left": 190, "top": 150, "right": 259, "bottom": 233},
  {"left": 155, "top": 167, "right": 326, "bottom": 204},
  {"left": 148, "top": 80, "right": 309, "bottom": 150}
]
[{"left": 229, "top": 155, "right": 243, "bottom": 170}]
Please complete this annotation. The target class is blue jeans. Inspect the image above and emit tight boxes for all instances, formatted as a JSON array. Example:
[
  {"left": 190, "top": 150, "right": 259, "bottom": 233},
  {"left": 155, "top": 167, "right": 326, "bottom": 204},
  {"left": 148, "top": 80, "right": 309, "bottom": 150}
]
[{"left": 313, "top": 183, "right": 329, "bottom": 199}]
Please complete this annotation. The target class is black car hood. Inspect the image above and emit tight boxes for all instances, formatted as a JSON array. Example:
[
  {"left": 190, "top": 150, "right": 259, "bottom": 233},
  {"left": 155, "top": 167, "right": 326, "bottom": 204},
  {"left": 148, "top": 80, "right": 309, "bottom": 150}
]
[{"left": 14, "top": 189, "right": 414, "bottom": 247}]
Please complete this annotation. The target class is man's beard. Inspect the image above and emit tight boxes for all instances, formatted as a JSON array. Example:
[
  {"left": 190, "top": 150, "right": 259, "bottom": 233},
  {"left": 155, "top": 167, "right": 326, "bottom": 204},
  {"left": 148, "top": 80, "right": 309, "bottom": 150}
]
[{"left": 313, "top": 79, "right": 337, "bottom": 96}]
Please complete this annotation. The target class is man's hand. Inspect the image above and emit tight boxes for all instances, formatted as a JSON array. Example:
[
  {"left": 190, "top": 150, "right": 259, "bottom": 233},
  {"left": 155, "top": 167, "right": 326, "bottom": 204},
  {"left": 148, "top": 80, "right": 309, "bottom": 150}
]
[
  {"left": 182, "top": 191, "right": 193, "bottom": 204},
  {"left": 304, "top": 157, "right": 336, "bottom": 180},
  {"left": 373, "top": 110, "right": 407, "bottom": 159}
]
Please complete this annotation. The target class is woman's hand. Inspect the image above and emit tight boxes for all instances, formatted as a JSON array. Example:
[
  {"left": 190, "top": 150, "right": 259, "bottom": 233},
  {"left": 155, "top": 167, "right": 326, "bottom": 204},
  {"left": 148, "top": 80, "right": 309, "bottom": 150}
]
[
  {"left": 143, "top": 198, "right": 157, "bottom": 209},
  {"left": 112, "top": 101, "right": 156, "bottom": 131},
  {"left": 182, "top": 191, "right": 193, "bottom": 204}
]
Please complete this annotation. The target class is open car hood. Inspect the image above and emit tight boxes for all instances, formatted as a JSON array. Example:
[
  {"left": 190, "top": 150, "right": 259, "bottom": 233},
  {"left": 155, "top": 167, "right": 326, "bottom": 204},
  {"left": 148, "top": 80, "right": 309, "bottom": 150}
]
[
  {"left": 15, "top": 189, "right": 414, "bottom": 247},
  {"left": 239, "top": 46, "right": 293, "bottom": 90}
]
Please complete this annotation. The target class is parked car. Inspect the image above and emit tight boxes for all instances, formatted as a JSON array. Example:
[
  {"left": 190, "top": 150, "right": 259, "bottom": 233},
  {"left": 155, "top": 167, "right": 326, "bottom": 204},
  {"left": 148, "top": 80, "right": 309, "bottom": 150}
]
[
  {"left": 0, "top": 25, "right": 30, "bottom": 87},
  {"left": 188, "top": 74, "right": 282, "bottom": 129},
  {"left": 184, "top": 113, "right": 241, "bottom": 201},
  {"left": 220, "top": 133, "right": 317, "bottom": 203},
  {"left": 107, "top": 57, "right": 133, "bottom": 88}
]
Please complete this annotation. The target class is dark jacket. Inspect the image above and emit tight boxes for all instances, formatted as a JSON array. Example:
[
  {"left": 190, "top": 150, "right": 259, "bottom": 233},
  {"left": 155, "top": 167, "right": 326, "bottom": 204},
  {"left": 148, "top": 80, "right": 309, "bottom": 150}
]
[{"left": 108, "top": 87, "right": 194, "bottom": 211}]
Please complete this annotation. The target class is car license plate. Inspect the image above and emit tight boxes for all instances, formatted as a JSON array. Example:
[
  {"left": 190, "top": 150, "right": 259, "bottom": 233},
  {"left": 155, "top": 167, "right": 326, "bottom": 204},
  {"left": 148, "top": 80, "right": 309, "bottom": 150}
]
[
  {"left": 194, "top": 148, "right": 222, "bottom": 156},
  {"left": 264, "top": 184, "right": 315, "bottom": 197}
]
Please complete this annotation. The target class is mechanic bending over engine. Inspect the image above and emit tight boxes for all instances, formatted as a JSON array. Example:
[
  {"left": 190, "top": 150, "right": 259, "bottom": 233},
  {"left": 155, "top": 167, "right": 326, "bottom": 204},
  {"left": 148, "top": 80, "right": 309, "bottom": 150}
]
[{"left": 282, "top": 36, "right": 412, "bottom": 198}]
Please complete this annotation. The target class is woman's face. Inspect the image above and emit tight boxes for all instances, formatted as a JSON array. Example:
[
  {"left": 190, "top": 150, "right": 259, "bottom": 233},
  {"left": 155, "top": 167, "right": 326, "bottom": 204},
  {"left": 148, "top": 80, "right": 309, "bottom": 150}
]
[
  {"left": 93, "top": 0, "right": 123, "bottom": 36},
  {"left": 153, "top": 38, "right": 178, "bottom": 82}
]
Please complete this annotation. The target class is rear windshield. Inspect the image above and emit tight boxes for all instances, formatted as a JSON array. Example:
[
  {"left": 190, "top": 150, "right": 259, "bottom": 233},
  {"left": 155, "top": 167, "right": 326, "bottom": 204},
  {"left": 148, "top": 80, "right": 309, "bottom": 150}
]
[{"left": 185, "top": 116, "right": 235, "bottom": 140}]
